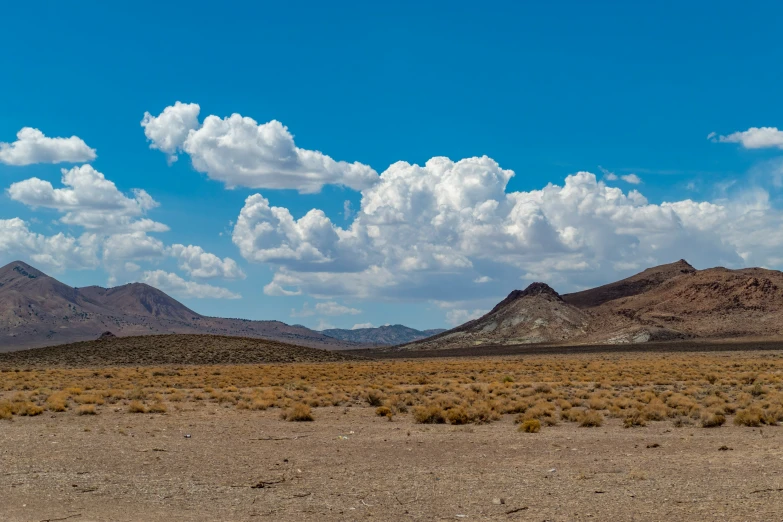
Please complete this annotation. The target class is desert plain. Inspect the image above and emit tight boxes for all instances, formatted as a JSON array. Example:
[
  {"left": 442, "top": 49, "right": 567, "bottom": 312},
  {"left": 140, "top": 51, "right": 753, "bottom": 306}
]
[{"left": 3, "top": 340, "right": 783, "bottom": 521}]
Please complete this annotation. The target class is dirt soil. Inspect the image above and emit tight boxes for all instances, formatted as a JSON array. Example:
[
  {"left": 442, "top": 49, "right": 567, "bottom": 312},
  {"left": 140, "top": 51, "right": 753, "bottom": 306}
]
[{"left": 2, "top": 404, "right": 783, "bottom": 521}]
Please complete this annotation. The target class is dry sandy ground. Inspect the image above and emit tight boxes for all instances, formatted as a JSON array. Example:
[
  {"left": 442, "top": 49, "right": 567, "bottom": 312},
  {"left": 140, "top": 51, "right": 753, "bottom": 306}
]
[{"left": 2, "top": 405, "right": 783, "bottom": 521}]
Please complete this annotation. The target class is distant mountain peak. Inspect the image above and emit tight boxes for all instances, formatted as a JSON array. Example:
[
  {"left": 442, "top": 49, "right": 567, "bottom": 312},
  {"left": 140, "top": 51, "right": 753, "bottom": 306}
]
[
  {"left": 489, "top": 282, "right": 562, "bottom": 314},
  {"left": 521, "top": 282, "right": 561, "bottom": 298},
  {"left": 0, "top": 260, "right": 47, "bottom": 280}
]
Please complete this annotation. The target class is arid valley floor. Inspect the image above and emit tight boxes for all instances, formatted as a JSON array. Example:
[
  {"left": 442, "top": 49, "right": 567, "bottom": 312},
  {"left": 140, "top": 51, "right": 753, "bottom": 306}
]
[{"left": 3, "top": 346, "right": 783, "bottom": 520}]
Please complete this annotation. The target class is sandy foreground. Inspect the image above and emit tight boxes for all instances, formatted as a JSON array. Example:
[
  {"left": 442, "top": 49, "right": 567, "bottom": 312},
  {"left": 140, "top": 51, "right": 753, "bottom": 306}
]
[{"left": 2, "top": 404, "right": 782, "bottom": 521}]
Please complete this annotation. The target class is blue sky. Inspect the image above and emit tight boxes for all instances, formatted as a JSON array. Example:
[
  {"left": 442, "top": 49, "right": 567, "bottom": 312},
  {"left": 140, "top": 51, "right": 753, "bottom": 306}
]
[{"left": 2, "top": 1, "right": 783, "bottom": 330}]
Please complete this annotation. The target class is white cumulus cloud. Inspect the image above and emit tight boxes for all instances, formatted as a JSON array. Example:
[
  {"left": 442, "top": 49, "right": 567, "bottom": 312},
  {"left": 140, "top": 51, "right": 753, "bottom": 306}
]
[
  {"left": 169, "top": 244, "right": 245, "bottom": 280},
  {"left": 710, "top": 127, "right": 783, "bottom": 149},
  {"left": 291, "top": 301, "right": 361, "bottom": 317},
  {"left": 8, "top": 165, "right": 166, "bottom": 232},
  {"left": 141, "top": 102, "right": 201, "bottom": 162},
  {"left": 621, "top": 173, "right": 642, "bottom": 184},
  {"left": 351, "top": 322, "right": 374, "bottom": 330},
  {"left": 446, "top": 308, "right": 487, "bottom": 327},
  {"left": 142, "top": 102, "right": 379, "bottom": 193},
  {"left": 0, "top": 218, "right": 100, "bottom": 271},
  {"left": 0, "top": 127, "right": 96, "bottom": 166},
  {"left": 141, "top": 270, "right": 240, "bottom": 299},
  {"left": 232, "top": 154, "right": 783, "bottom": 307}
]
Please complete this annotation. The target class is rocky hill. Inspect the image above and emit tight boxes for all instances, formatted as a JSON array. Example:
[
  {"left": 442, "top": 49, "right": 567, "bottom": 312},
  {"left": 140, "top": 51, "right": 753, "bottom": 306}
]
[
  {"left": 401, "top": 260, "right": 783, "bottom": 350},
  {"left": 321, "top": 324, "right": 446, "bottom": 345},
  {"left": 0, "top": 261, "right": 359, "bottom": 352}
]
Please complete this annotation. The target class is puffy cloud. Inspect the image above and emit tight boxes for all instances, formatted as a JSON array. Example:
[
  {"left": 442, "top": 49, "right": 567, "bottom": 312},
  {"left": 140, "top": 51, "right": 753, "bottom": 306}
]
[
  {"left": 598, "top": 166, "right": 618, "bottom": 181},
  {"left": 446, "top": 308, "right": 487, "bottom": 327},
  {"left": 474, "top": 276, "right": 492, "bottom": 283},
  {"left": 621, "top": 174, "right": 642, "bottom": 184},
  {"left": 234, "top": 155, "right": 783, "bottom": 305},
  {"left": 710, "top": 127, "right": 783, "bottom": 149},
  {"left": 314, "top": 319, "right": 335, "bottom": 331},
  {"left": 0, "top": 127, "right": 96, "bottom": 166},
  {"left": 315, "top": 301, "right": 361, "bottom": 316},
  {"left": 291, "top": 301, "right": 361, "bottom": 317},
  {"left": 7, "top": 165, "right": 166, "bottom": 232},
  {"left": 169, "top": 244, "right": 245, "bottom": 280},
  {"left": 142, "top": 102, "right": 379, "bottom": 193},
  {"left": 141, "top": 102, "right": 200, "bottom": 162},
  {"left": 0, "top": 218, "right": 100, "bottom": 271},
  {"left": 141, "top": 270, "right": 241, "bottom": 299},
  {"left": 103, "top": 232, "right": 166, "bottom": 263},
  {"left": 352, "top": 322, "right": 374, "bottom": 330}
]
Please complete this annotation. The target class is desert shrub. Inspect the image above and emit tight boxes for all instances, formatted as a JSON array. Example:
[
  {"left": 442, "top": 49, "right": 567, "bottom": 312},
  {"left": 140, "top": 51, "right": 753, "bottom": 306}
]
[
  {"left": 74, "top": 394, "right": 104, "bottom": 405},
  {"left": 281, "top": 403, "right": 313, "bottom": 422},
  {"left": 519, "top": 402, "right": 558, "bottom": 425},
  {"left": 0, "top": 401, "right": 11, "bottom": 420},
  {"left": 467, "top": 402, "right": 500, "bottom": 424},
  {"left": 579, "top": 410, "right": 604, "bottom": 427},
  {"left": 14, "top": 402, "right": 43, "bottom": 416},
  {"left": 250, "top": 398, "right": 271, "bottom": 410},
  {"left": 366, "top": 390, "right": 385, "bottom": 407},
  {"left": 412, "top": 404, "right": 446, "bottom": 424},
  {"left": 763, "top": 405, "right": 783, "bottom": 424},
  {"left": 445, "top": 407, "right": 469, "bottom": 425},
  {"left": 672, "top": 416, "right": 692, "bottom": 428},
  {"left": 519, "top": 419, "right": 541, "bottom": 433},
  {"left": 128, "top": 401, "right": 147, "bottom": 413},
  {"left": 126, "top": 388, "right": 146, "bottom": 400},
  {"left": 643, "top": 399, "right": 668, "bottom": 421},
  {"left": 77, "top": 404, "right": 97, "bottom": 415},
  {"left": 623, "top": 410, "right": 647, "bottom": 428},
  {"left": 148, "top": 401, "right": 167, "bottom": 414},
  {"left": 375, "top": 406, "right": 392, "bottom": 417},
  {"left": 587, "top": 396, "right": 608, "bottom": 410},
  {"left": 700, "top": 411, "right": 726, "bottom": 428},
  {"left": 46, "top": 392, "right": 68, "bottom": 412},
  {"left": 733, "top": 407, "right": 763, "bottom": 427}
]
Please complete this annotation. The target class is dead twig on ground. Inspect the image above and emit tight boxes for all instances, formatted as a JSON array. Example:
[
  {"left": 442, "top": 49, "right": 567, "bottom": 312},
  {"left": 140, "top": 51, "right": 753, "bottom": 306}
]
[
  {"left": 40, "top": 515, "right": 81, "bottom": 522},
  {"left": 250, "top": 435, "right": 312, "bottom": 441},
  {"left": 251, "top": 478, "right": 286, "bottom": 489},
  {"left": 751, "top": 488, "right": 783, "bottom": 494}
]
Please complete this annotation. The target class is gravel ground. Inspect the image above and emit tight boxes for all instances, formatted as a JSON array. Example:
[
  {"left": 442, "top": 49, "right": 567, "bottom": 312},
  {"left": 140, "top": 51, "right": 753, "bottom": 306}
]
[{"left": 2, "top": 404, "right": 782, "bottom": 521}]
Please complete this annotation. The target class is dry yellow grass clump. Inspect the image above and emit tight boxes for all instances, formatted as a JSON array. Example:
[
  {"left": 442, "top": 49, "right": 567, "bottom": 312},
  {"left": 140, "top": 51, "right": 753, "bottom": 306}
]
[{"left": 2, "top": 351, "right": 783, "bottom": 430}]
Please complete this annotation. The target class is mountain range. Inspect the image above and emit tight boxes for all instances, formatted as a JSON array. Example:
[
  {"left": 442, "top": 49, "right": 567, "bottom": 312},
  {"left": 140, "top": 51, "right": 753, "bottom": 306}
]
[
  {"left": 0, "top": 261, "right": 362, "bottom": 352},
  {"left": 6, "top": 258, "right": 783, "bottom": 354},
  {"left": 402, "top": 259, "right": 783, "bottom": 350},
  {"left": 321, "top": 325, "right": 446, "bottom": 345}
]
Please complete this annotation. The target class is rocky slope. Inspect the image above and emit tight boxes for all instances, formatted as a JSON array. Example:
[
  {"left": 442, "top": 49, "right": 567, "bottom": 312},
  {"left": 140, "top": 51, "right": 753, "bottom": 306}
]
[
  {"left": 321, "top": 325, "right": 446, "bottom": 345},
  {"left": 0, "top": 261, "right": 359, "bottom": 352}
]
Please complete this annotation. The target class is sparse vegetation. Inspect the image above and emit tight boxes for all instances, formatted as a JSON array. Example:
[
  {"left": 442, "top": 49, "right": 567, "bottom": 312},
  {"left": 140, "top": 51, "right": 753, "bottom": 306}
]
[
  {"left": 519, "top": 419, "right": 541, "bottom": 433},
  {"left": 77, "top": 404, "right": 97, "bottom": 415},
  {"left": 281, "top": 403, "right": 313, "bottom": 422},
  {"left": 0, "top": 351, "right": 782, "bottom": 430}
]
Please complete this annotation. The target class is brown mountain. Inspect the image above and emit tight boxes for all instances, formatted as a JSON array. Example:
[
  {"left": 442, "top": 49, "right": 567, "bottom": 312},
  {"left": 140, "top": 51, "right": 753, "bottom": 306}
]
[
  {"left": 0, "top": 261, "right": 358, "bottom": 352},
  {"left": 401, "top": 260, "right": 783, "bottom": 350}
]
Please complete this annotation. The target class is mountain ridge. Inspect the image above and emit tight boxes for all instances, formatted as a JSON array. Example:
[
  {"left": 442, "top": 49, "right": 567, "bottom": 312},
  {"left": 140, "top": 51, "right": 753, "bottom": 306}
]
[
  {"left": 400, "top": 260, "right": 783, "bottom": 350},
  {"left": 0, "top": 261, "right": 359, "bottom": 352}
]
